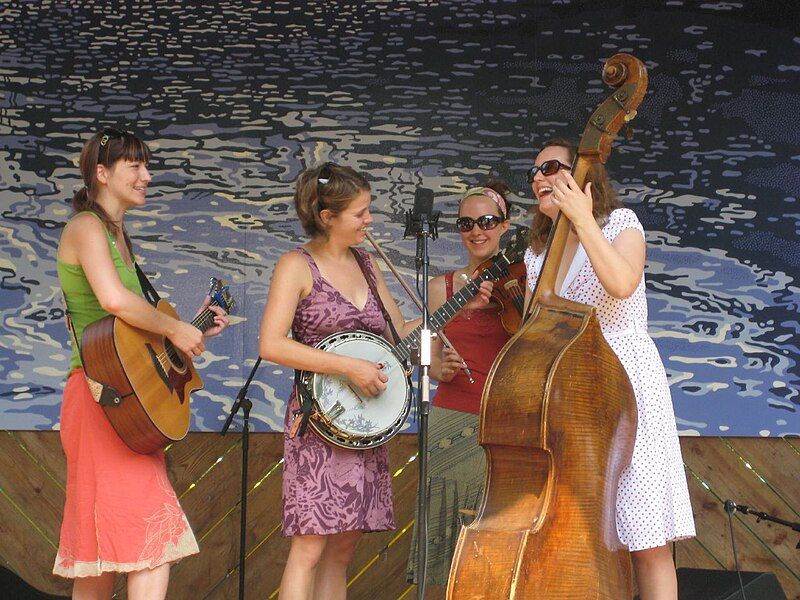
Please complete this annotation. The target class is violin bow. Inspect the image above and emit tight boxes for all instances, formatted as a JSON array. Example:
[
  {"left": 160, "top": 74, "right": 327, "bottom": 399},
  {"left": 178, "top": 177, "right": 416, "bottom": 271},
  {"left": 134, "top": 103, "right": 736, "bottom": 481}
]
[{"left": 364, "top": 230, "right": 476, "bottom": 383}]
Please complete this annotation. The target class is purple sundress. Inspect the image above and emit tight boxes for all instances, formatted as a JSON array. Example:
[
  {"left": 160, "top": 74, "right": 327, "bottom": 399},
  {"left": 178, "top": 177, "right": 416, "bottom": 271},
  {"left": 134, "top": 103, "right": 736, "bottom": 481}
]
[{"left": 281, "top": 247, "right": 396, "bottom": 536}]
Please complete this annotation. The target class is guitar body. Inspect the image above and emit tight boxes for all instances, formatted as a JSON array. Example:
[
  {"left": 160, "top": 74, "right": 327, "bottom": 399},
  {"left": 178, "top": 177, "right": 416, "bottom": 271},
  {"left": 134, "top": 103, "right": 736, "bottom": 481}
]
[{"left": 81, "top": 300, "right": 201, "bottom": 454}]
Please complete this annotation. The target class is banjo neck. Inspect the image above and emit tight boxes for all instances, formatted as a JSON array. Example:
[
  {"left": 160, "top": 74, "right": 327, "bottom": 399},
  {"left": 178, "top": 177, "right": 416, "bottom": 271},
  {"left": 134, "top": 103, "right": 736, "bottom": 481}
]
[{"left": 392, "top": 252, "right": 513, "bottom": 364}]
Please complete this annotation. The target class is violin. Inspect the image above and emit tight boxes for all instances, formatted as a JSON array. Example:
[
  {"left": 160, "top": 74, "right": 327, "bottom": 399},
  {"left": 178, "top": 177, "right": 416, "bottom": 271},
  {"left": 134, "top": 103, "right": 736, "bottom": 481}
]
[
  {"left": 469, "top": 228, "right": 528, "bottom": 335},
  {"left": 478, "top": 258, "right": 526, "bottom": 335}
]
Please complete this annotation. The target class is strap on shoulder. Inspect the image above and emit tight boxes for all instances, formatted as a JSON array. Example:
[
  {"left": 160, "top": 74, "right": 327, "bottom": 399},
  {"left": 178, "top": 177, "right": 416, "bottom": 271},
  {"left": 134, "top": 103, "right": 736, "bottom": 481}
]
[
  {"left": 350, "top": 248, "right": 402, "bottom": 345},
  {"left": 135, "top": 263, "right": 161, "bottom": 306}
]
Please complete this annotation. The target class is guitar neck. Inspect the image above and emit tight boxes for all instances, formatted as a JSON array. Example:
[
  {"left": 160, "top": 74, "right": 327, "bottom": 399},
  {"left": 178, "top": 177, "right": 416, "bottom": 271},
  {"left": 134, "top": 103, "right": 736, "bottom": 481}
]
[
  {"left": 190, "top": 304, "right": 220, "bottom": 334},
  {"left": 392, "top": 258, "right": 508, "bottom": 363}
]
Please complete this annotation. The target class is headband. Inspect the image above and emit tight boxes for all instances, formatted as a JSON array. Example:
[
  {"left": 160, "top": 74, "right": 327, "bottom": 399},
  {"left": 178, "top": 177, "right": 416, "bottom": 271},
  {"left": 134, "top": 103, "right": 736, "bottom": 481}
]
[{"left": 461, "top": 186, "right": 507, "bottom": 219}]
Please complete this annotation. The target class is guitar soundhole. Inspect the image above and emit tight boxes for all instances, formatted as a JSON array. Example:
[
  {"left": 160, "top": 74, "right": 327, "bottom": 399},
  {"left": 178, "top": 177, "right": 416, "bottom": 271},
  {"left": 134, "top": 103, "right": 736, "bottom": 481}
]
[{"left": 164, "top": 340, "right": 186, "bottom": 371}]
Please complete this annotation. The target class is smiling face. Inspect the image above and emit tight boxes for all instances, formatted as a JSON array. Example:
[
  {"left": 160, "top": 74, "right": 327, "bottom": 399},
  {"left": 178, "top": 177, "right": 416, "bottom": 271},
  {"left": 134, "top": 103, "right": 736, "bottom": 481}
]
[
  {"left": 458, "top": 193, "right": 509, "bottom": 262},
  {"left": 100, "top": 158, "right": 152, "bottom": 208},
  {"left": 322, "top": 189, "right": 373, "bottom": 246},
  {"left": 530, "top": 144, "right": 572, "bottom": 220}
]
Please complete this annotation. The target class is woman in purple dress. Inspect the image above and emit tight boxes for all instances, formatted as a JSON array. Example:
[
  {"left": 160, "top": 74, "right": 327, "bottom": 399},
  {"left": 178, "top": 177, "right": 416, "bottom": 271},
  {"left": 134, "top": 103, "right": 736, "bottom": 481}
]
[{"left": 260, "top": 163, "right": 492, "bottom": 600}]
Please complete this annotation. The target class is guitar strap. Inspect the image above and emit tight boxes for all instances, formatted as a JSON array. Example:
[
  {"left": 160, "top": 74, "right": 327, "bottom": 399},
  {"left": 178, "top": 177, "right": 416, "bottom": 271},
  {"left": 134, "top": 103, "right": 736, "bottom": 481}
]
[
  {"left": 60, "top": 292, "right": 126, "bottom": 407},
  {"left": 292, "top": 370, "right": 315, "bottom": 438},
  {"left": 59, "top": 262, "right": 160, "bottom": 408},
  {"left": 135, "top": 263, "right": 161, "bottom": 306}
]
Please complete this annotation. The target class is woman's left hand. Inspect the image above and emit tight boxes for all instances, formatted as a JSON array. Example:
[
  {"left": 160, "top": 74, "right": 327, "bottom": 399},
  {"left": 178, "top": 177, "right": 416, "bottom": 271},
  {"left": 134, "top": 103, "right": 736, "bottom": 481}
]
[
  {"left": 550, "top": 171, "right": 594, "bottom": 229},
  {"left": 198, "top": 298, "right": 229, "bottom": 337},
  {"left": 463, "top": 278, "right": 493, "bottom": 310}
]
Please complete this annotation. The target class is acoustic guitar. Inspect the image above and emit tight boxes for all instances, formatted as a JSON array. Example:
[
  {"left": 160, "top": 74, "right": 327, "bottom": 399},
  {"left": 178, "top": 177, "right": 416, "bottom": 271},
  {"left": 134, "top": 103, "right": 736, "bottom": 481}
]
[{"left": 81, "top": 278, "right": 234, "bottom": 454}]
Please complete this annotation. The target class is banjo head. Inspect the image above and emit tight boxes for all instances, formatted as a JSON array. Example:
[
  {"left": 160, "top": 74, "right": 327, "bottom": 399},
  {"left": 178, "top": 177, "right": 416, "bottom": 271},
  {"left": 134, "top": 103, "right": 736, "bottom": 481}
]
[{"left": 305, "top": 330, "right": 411, "bottom": 449}]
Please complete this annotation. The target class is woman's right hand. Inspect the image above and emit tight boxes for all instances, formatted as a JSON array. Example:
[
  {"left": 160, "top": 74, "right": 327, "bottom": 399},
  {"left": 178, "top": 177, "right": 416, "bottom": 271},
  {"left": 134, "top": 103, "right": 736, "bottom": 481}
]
[
  {"left": 168, "top": 321, "right": 205, "bottom": 358},
  {"left": 438, "top": 346, "right": 464, "bottom": 382},
  {"left": 345, "top": 357, "right": 389, "bottom": 397}
]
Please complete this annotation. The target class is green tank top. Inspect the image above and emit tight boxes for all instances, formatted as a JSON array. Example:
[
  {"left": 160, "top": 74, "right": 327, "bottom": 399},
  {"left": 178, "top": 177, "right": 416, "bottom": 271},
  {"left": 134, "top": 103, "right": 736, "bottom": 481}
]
[{"left": 57, "top": 211, "right": 144, "bottom": 371}]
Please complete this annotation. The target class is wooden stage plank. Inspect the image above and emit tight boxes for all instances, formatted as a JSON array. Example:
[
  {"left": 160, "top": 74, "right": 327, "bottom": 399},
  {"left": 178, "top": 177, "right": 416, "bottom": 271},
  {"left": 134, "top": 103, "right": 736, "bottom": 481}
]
[
  {"left": 1, "top": 432, "right": 797, "bottom": 599},
  {"left": 0, "top": 431, "right": 70, "bottom": 596},
  {"left": 680, "top": 437, "right": 799, "bottom": 599}
]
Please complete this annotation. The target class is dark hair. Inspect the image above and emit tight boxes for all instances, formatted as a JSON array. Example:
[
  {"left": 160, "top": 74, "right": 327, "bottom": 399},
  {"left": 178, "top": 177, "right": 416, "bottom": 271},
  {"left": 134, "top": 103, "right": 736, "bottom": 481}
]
[
  {"left": 529, "top": 137, "right": 621, "bottom": 254},
  {"left": 294, "top": 162, "right": 371, "bottom": 237},
  {"left": 71, "top": 129, "right": 151, "bottom": 252}
]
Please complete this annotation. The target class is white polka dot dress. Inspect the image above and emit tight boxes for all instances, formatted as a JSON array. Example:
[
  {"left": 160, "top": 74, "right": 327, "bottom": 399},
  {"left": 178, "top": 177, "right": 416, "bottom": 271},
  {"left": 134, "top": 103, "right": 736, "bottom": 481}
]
[{"left": 524, "top": 208, "right": 696, "bottom": 551}]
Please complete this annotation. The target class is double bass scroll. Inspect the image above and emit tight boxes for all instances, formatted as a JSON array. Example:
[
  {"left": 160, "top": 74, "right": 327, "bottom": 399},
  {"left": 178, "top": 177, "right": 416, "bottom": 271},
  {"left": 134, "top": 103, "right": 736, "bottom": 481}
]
[{"left": 447, "top": 53, "right": 646, "bottom": 600}]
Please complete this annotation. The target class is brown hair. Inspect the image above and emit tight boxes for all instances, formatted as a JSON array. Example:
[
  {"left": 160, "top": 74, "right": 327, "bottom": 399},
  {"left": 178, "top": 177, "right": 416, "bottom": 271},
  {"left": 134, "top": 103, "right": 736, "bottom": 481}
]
[
  {"left": 294, "top": 162, "right": 371, "bottom": 237},
  {"left": 71, "top": 130, "right": 151, "bottom": 252},
  {"left": 529, "top": 138, "right": 621, "bottom": 254}
]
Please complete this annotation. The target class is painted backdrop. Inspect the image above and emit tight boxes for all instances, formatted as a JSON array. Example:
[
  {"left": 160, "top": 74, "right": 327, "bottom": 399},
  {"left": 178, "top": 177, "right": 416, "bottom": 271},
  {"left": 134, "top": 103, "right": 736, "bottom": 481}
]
[{"left": 1, "top": 1, "right": 798, "bottom": 436}]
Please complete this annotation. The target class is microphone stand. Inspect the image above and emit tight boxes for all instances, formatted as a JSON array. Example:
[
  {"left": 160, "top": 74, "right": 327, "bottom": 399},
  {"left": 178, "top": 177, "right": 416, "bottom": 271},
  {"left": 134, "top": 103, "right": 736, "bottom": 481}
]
[
  {"left": 722, "top": 498, "right": 800, "bottom": 600},
  {"left": 724, "top": 499, "right": 800, "bottom": 548},
  {"left": 405, "top": 204, "right": 439, "bottom": 600},
  {"left": 220, "top": 356, "right": 261, "bottom": 600}
]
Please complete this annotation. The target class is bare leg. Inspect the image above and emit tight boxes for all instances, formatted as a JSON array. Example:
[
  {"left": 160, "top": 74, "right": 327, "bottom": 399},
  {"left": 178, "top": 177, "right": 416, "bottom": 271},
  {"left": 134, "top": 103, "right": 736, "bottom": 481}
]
[
  {"left": 72, "top": 573, "right": 115, "bottom": 600},
  {"left": 127, "top": 563, "right": 170, "bottom": 600},
  {"left": 632, "top": 545, "right": 677, "bottom": 600},
  {"left": 313, "top": 530, "right": 362, "bottom": 600},
  {"left": 279, "top": 534, "right": 327, "bottom": 600}
]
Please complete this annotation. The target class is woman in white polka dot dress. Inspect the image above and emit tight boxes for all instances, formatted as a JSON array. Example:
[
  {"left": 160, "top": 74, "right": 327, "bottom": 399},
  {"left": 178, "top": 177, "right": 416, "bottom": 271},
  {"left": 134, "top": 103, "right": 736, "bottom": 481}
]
[{"left": 523, "top": 139, "right": 695, "bottom": 600}]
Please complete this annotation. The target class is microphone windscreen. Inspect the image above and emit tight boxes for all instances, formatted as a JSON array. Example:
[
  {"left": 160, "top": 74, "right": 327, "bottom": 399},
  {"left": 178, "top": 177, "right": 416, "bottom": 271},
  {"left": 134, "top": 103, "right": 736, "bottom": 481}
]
[{"left": 413, "top": 187, "right": 434, "bottom": 218}]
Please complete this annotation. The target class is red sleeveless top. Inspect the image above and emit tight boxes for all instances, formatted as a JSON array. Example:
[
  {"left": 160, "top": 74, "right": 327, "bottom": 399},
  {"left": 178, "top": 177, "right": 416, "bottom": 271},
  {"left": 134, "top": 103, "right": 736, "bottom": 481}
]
[{"left": 433, "top": 271, "right": 510, "bottom": 414}]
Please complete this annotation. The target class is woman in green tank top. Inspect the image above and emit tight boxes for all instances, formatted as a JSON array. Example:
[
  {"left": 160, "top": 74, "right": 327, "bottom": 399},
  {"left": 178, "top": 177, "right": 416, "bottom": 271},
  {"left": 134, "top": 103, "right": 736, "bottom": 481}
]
[{"left": 53, "top": 129, "right": 228, "bottom": 599}]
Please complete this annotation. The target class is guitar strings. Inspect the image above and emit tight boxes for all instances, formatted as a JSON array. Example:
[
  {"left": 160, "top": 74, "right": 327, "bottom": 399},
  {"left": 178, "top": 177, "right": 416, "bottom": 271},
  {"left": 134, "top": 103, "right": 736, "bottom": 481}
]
[{"left": 155, "top": 301, "right": 221, "bottom": 365}]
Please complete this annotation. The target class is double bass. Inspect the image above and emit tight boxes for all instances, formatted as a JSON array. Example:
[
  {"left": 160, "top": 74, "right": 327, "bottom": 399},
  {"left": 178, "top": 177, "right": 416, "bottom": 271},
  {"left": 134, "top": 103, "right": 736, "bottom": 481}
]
[{"left": 447, "top": 54, "right": 647, "bottom": 599}]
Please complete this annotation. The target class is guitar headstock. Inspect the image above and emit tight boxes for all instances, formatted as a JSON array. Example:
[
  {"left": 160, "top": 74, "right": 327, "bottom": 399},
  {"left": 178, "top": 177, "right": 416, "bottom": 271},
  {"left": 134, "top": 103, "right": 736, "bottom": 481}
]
[{"left": 208, "top": 278, "right": 235, "bottom": 314}]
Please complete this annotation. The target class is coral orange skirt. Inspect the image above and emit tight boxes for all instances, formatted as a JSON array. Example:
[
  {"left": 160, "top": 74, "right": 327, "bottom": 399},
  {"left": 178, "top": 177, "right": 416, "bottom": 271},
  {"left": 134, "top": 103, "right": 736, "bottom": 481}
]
[{"left": 53, "top": 369, "right": 198, "bottom": 578}]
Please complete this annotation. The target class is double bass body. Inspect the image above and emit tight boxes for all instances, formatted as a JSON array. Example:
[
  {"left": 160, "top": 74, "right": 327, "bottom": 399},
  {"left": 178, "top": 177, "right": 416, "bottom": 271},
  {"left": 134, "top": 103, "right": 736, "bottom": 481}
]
[{"left": 447, "top": 292, "right": 637, "bottom": 598}]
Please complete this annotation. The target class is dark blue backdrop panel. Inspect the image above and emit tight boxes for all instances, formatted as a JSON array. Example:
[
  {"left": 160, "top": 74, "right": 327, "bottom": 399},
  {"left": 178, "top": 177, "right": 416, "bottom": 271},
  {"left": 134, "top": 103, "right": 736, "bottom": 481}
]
[{"left": 0, "top": 1, "right": 797, "bottom": 436}]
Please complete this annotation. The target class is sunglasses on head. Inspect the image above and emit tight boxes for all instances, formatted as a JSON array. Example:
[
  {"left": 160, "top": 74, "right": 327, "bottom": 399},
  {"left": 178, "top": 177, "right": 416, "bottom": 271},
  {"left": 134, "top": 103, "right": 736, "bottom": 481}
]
[
  {"left": 317, "top": 162, "right": 334, "bottom": 186},
  {"left": 526, "top": 159, "right": 572, "bottom": 183},
  {"left": 316, "top": 162, "right": 335, "bottom": 209},
  {"left": 98, "top": 128, "right": 129, "bottom": 163},
  {"left": 456, "top": 214, "right": 503, "bottom": 233}
]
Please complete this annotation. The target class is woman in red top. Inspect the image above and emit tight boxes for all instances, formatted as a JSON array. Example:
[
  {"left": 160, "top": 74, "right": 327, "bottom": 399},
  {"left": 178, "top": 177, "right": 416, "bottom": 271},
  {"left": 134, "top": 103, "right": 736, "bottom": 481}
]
[{"left": 407, "top": 181, "right": 512, "bottom": 589}]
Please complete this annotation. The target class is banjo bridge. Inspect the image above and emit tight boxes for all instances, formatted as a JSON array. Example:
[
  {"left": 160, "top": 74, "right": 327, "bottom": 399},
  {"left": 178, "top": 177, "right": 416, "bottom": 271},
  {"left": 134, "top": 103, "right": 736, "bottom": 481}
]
[{"left": 323, "top": 401, "right": 346, "bottom": 421}]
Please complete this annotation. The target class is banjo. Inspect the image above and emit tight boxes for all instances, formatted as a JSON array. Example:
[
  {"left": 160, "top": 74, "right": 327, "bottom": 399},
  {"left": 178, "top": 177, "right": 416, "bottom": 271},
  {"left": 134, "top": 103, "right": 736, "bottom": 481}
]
[{"left": 298, "top": 231, "right": 527, "bottom": 449}]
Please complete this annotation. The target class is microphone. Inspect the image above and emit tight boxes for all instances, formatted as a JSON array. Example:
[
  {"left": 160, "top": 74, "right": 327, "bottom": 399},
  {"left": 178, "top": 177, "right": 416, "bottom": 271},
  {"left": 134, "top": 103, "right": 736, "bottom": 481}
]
[
  {"left": 404, "top": 187, "right": 439, "bottom": 239},
  {"left": 412, "top": 187, "right": 434, "bottom": 223},
  {"left": 413, "top": 188, "right": 433, "bottom": 265},
  {"left": 404, "top": 187, "right": 439, "bottom": 268}
]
